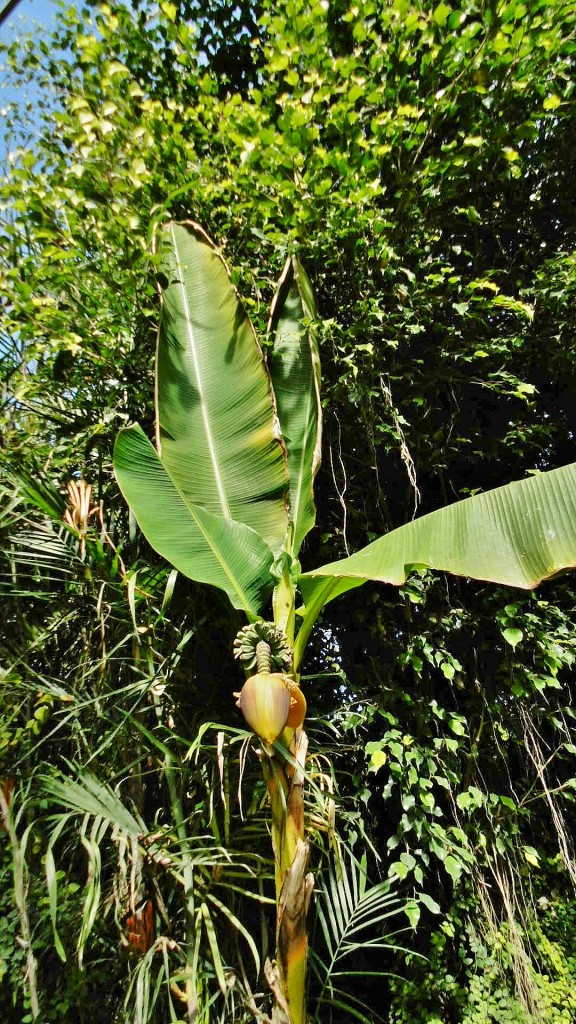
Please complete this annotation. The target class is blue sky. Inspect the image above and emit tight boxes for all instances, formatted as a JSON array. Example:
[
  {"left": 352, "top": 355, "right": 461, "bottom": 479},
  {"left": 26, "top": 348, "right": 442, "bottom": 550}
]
[
  {"left": 1, "top": 0, "right": 59, "bottom": 42},
  {"left": 1, "top": 0, "right": 62, "bottom": 158}
]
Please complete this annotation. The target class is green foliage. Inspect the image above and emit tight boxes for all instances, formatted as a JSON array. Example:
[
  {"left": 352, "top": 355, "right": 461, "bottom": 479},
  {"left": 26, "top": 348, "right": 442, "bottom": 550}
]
[
  {"left": 310, "top": 851, "right": 410, "bottom": 1023},
  {"left": 388, "top": 901, "right": 576, "bottom": 1024},
  {"left": 2, "top": 0, "right": 576, "bottom": 1019}
]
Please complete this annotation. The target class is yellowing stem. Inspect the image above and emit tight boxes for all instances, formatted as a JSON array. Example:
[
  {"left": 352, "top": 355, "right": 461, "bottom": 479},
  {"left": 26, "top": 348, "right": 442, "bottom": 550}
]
[{"left": 264, "top": 730, "right": 313, "bottom": 1024}]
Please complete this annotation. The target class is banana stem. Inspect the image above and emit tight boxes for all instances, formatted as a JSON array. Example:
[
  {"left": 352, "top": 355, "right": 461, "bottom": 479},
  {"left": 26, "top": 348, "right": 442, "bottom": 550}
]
[{"left": 264, "top": 730, "right": 313, "bottom": 1024}]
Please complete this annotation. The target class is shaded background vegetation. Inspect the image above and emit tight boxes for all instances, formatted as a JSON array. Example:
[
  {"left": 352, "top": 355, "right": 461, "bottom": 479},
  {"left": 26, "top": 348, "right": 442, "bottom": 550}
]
[{"left": 1, "top": 0, "right": 576, "bottom": 1020}]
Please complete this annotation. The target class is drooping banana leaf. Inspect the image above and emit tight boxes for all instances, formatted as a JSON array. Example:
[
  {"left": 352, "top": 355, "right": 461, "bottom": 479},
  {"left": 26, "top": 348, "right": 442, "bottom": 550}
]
[
  {"left": 299, "top": 462, "right": 576, "bottom": 615},
  {"left": 268, "top": 256, "right": 321, "bottom": 557},
  {"left": 114, "top": 425, "right": 275, "bottom": 616},
  {"left": 154, "top": 221, "right": 289, "bottom": 554}
]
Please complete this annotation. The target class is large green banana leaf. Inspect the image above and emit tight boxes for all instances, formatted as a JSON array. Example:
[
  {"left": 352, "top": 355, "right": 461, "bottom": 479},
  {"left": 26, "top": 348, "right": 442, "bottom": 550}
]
[
  {"left": 155, "top": 221, "right": 289, "bottom": 554},
  {"left": 268, "top": 256, "right": 321, "bottom": 557},
  {"left": 299, "top": 462, "right": 576, "bottom": 614},
  {"left": 114, "top": 425, "right": 275, "bottom": 616}
]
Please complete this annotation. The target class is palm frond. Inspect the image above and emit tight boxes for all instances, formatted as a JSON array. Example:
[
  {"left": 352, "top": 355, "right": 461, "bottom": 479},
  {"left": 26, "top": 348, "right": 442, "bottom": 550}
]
[
  {"left": 313, "top": 986, "right": 386, "bottom": 1024},
  {"left": 43, "top": 770, "right": 146, "bottom": 835},
  {"left": 205, "top": 890, "right": 261, "bottom": 976},
  {"left": 310, "top": 850, "right": 408, "bottom": 1023},
  {"left": 126, "top": 939, "right": 182, "bottom": 1024},
  {"left": 78, "top": 813, "right": 108, "bottom": 966},
  {"left": 0, "top": 520, "right": 80, "bottom": 598},
  {"left": 8, "top": 465, "right": 66, "bottom": 521},
  {"left": 42, "top": 760, "right": 269, "bottom": 1009}
]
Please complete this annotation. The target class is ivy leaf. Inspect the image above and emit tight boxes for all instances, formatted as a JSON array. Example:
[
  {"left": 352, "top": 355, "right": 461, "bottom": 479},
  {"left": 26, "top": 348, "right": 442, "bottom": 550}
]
[
  {"left": 523, "top": 846, "right": 541, "bottom": 867},
  {"left": 389, "top": 861, "right": 409, "bottom": 880},
  {"left": 543, "top": 95, "right": 562, "bottom": 110},
  {"left": 444, "top": 855, "right": 462, "bottom": 884},
  {"left": 433, "top": 3, "right": 451, "bottom": 26},
  {"left": 404, "top": 902, "right": 421, "bottom": 928},
  {"left": 503, "top": 627, "right": 523, "bottom": 648},
  {"left": 419, "top": 893, "right": 441, "bottom": 915},
  {"left": 369, "top": 749, "right": 388, "bottom": 772}
]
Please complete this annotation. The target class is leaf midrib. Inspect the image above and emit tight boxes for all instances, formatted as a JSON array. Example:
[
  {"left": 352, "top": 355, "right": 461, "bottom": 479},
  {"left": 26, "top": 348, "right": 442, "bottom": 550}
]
[
  {"left": 117, "top": 425, "right": 264, "bottom": 614},
  {"left": 170, "top": 222, "right": 231, "bottom": 519},
  {"left": 160, "top": 441, "right": 262, "bottom": 614},
  {"left": 291, "top": 376, "right": 316, "bottom": 542}
]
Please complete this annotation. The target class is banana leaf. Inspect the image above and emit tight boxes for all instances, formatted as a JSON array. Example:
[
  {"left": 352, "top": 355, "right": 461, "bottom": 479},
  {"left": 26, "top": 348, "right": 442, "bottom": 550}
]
[
  {"left": 155, "top": 221, "right": 289, "bottom": 553},
  {"left": 299, "top": 462, "right": 576, "bottom": 614},
  {"left": 114, "top": 425, "right": 275, "bottom": 616},
  {"left": 268, "top": 256, "right": 321, "bottom": 557}
]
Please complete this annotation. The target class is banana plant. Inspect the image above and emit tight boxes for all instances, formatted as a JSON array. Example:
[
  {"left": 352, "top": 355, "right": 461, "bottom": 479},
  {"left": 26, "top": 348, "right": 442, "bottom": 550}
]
[{"left": 114, "top": 221, "right": 576, "bottom": 1024}]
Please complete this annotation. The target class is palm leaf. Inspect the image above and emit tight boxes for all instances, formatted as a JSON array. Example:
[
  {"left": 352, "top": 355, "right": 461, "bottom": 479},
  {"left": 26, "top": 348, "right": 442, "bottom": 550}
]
[
  {"left": 1, "top": 523, "right": 77, "bottom": 599},
  {"left": 268, "top": 256, "right": 321, "bottom": 555},
  {"left": 155, "top": 220, "right": 289, "bottom": 552},
  {"left": 310, "top": 852, "right": 406, "bottom": 1022},
  {"left": 114, "top": 423, "right": 275, "bottom": 616},
  {"left": 8, "top": 466, "right": 66, "bottom": 521},
  {"left": 0, "top": 473, "right": 80, "bottom": 600},
  {"left": 200, "top": 902, "right": 228, "bottom": 994},
  {"left": 43, "top": 770, "right": 146, "bottom": 835},
  {"left": 45, "top": 816, "right": 71, "bottom": 963},
  {"left": 299, "top": 462, "right": 576, "bottom": 618},
  {"left": 43, "top": 778, "right": 144, "bottom": 966},
  {"left": 205, "top": 890, "right": 261, "bottom": 976},
  {"left": 77, "top": 815, "right": 107, "bottom": 966},
  {"left": 311, "top": 987, "right": 386, "bottom": 1024},
  {"left": 127, "top": 944, "right": 173, "bottom": 1024}
]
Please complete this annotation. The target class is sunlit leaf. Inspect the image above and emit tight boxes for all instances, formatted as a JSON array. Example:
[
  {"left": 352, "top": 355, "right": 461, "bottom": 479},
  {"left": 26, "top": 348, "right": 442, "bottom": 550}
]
[
  {"left": 155, "top": 221, "right": 289, "bottom": 552},
  {"left": 114, "top": 424, "right": 275, "bottom": 615},
  {"left": 502, "top": 627, "right": 523, "bottom": 648},
  {"left": 300, "top": 463, "right": 576, "bottom": 614},
  {"left": 268, "top": 256, "right": 321, "bottom": 555}
]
